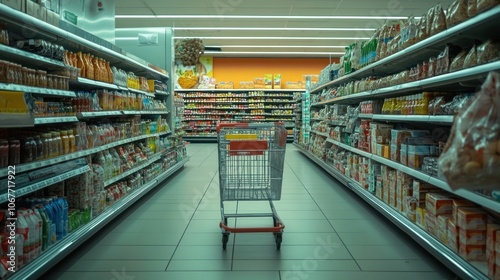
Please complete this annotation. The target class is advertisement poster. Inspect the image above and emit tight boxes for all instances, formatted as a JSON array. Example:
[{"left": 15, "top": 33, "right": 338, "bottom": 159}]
[{"left": 174, "top": 56, "right": 214, "bottom": 89}]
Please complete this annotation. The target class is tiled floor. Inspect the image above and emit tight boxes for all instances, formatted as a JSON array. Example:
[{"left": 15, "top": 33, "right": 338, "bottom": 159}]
[{"left": 43, "top": 144, "right": 458, "bottom": 280}]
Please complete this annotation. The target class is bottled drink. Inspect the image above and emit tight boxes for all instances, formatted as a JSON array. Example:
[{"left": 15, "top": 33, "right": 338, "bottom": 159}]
[
  {"left": 67, "top": 130, "right": 76, "bottom": 153},
  {"left": 36, "top": 205, "right": 50, "bottom": 251},
  {"left": 61, "top": 130, "right": 70, "bottom": 155}
]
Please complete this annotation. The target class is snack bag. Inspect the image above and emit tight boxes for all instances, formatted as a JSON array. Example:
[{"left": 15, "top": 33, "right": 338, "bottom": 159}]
[
  {"left": 447, "top": 0, "right": 469, "bottom": 28},
  {"left": 438, "top": 72, "right": 500, "bottom": 190}
]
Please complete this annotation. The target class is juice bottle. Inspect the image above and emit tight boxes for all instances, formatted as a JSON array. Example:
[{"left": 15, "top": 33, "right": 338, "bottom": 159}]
[
  {"left": 67, "top": 130, "right": 76, "bottom": 153},
  {"left": 76, "top": 52, "right": 85, "bottom": 78},
  {"left": 32, "top": 207, "right": 44, "bottom": 254},
  {"left": 61, "top": 130, "right": 70, "bottom": 155},
  {"left": 87, "top": 54, "right": 95, "bottom": 80},
  {"left": 20, "top": 210, "right": 35, "bottom": 261},
  {"left": 28, "top": 209, "right": 41, "bottom": 257},
  {"left": 50, "top": 197, "right": 63, "bottom": 240},
  {"left": 61, "top": 197, "right": 69, "bottom": 236},
  {"left": 92, "top": 56, "right": 100, "bottom": 81},
  {"left": 106, "top": 61, "right": 113, "bottom": 83},
  {"left": 16, "top": 210, "right": 30, "bottom": 264},
  {"left": 54, "top": 131, "right": 63, "bottom": 157},
  {"left": 35, "top": 135, "right": 43, "bottom": 160}
]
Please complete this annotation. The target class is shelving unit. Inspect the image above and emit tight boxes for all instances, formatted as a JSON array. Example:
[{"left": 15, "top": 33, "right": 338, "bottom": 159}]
[
  {"left": 298, "top": 6, "right": 500, "bottom": 280},
  {"left": 178, "top": 89, "right": 302, "bottom": 142},
  {"left": 0, "top": 5, "right": 187, "bottom": 280}
]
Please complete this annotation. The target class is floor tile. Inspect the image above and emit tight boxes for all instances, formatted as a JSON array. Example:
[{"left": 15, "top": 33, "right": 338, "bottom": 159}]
[
  {"left": 167, "top": 260, "right": 232, "bottom": 271},
  {"left": 96, "top": 232, "right": 184, "bottom": 246},
  {"left": 186, "top": 219, "right": 235, "bottom": 233},
  {"left": 172, "top": 245, "right": 233, "bottom": 260},
  {"left": 283, "top": 219, "right": 336, "bottom": 233},
  {"left": 65, "top": 260, "right": 168, "bottom": 272},
  {"left": 233, "top": 244, "right": 352, "bottom": 260},
  {"left": 347, "top": 245, "right": 428, "bottom": 260},
  {"left": 111, "top": 219, "right": 189, "bottom": 233},
  {"left": 337, "top": 231, "right": 409, "bottom": 246},
  {"left": 124, "top": 210, "right": 194, "bottom": 220},
  {"left": 328, "top": 219, "right": 394, "bottom": 233},
  {"left": 232, "top": 259, "right": 360, "bottom": 271},
  {"left": 48, "top": 271, "right": 281, "bottom": 280},
  {"left": 356, "top": 259, "right": 443, "bottom": 272},
  {"left": 279, "top": 271, "right": 455, "bottom": 280},
  {"left": 81, "top": 245, "right": 176, "bottom": 260},
  {"left": 179, "top": 232, "right": 234, "bottom": 246}
]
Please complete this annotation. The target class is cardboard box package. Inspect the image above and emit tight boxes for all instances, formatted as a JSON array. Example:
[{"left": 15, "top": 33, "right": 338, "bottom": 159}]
[
  {"left": 416, "top": 207, "right": 426, "bottom": 228},
  {"left": 264, "top": 74, "right": 273, "bottom": 89},
  {"left": 424, "top": 210, "right": 437, "bottom": 236},
  {"left": 448, "top": 220, "right": 458, "bottom": 252},
  {"left": 426, "top": 193, "right": 454, "bottom": 216},
  {"left": 457, "top": 207, "right": 488, "bottom": 230},
  {"left": 452, "top": 199, "right": 476, "bottom": 223},
  {"left": 459, "top": 243, "right": 486, "bottom": 261},
  {"left": 459, "top": 228, "right": 487, "bottom": 246},
  {"left": 273, "top": 74, "right": 281, "bottom": 89},
  {"left": 488, "top": 224, "right": 500, "bottom": 263}
]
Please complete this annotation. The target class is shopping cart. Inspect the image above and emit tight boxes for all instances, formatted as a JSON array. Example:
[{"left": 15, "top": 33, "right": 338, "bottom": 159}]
[{"left": 217, "top": 122, "right": 287, "bottom": 250}]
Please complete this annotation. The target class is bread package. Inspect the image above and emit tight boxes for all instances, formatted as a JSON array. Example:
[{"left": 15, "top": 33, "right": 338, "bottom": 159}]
[
  {"left": 477, "top": 40, "right": 500, "bottom": 65},
  {"left": 449, "top": 50, "right": 468, "bottom": 72},
  {"left": 438, "top": 72, "right": 500, "bottom": 190},
  {"left": 468, "top": 0, "right": 478, "bottom": 17},
  {"left": 447, "top": 0, "right": 469, "bottom": 28},
  {"left": 432, "top": 4, "right": 448, "bottom": 36},
  {"left": 463, "top": 45, "right": 478, "bottom": 68},
  {"left": 477, "top": 0, "right": 500, "bottom": 13}
]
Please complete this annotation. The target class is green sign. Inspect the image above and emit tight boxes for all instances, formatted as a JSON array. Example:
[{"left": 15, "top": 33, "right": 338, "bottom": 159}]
[{"left": 64, "top": 11, "right": 78, "bottom": 25}]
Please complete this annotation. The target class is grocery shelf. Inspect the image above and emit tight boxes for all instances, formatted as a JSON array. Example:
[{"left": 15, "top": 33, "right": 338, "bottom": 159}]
[
  {"left": 177, "top": 89, "right": 304, "bottom": 92},
  {"left": 77, "top": 111, "right": 124, "bottom": 118},
  {"left": 128, "top": 87, "right": 155, "bottom": 97},
  {"left": 0, "top": 83, "right": 75, "bottom": 97},
  {"left": 34, "top": 116, "right": 79, "bottom": 125},
  {"left": 311, "top": 6, "right": 500, "bottom": 93},
  {"left": 11, "top": 157, "right": 189, "bottom": 280},
  {"left": 311, "top": 118, "right": 324, "bottom": 121},
  {"left": 325, "top": 137, "right": 500, "bottom": 213},
  {"left": 0, "top": 43, "right": 66, "bottom": 70},
  {"left": 126, "top": 110, "right": 170, "bottom": 115},
  {"left": 104, "top": 153, "right": 163, "bottom": 187},
  {"left": 0, "top": 165, "right": 91, "bottom": 204},
  {"left": 155, "top": 90, "right": 170, "bottom": 96},
  {"left": 73, "top": 77, "right": 119, "bottom": 90},
  {"left": 294, "top": 144, "right": 488, "bottom": 280},
  {"left": 370, "top": 114, "right": 454, "bottom": 125},
  {"left": 0, "top": 132, "right": 170, "bottom": 177},
  {"left": 310, "top": 130, "right": 329, "bottom": 138},
  {"left": 358, "top": 114, "right": 373, "bottom": 119},
  {"left": 0, "top": 6, "right": 169, "bottom": 80}
]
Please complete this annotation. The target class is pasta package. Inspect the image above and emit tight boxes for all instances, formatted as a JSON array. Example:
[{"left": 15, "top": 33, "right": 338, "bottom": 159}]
[
  {"left": 447, "top": 0, "right": 469, "bottom": 28},
  {"left": 438, "top": 72, "right": 500, "bottom": 190}
]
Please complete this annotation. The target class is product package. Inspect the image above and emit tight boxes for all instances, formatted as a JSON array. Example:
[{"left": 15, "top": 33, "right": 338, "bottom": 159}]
[
  {"left": 438, "top": 72, "right": 500, "bottom": 190},
  {"left": 447, "top": 0, "right": 469, "bottom": 28}
]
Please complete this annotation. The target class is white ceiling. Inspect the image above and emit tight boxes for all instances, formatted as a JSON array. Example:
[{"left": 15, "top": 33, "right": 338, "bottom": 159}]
[{"left": 114, "top": 0, "right": 455, "bottom": 57}]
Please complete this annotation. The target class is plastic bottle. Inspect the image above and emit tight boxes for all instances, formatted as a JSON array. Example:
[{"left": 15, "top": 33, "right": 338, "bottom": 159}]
[
  {"left": 18, "top": 210, "right": 37, "bottom": 261},
  {"left": 27, "top": 209, "right": 41, "bottom": 257},
  {"left": 18, "top": 210, "right": 33, "bottom": 262},
  {"left": 77, "top": 52, "right": 85, "bottom": 78},
  {"left": 34, "top": 135, "right": 43, "bottom": 160},
  {"left": 43, "top": 199, "right": 57, "bottom": 245},
  {"left": 15, "top": 233, "right": 24, "bottom": 268},
  {"left": 67, "top": 130, "right": 76, "bottom": 153},
  {"left": 36, "top": 205, "right": 49, "bottom": 251},
  {"left": 58, "top": 197, "right": 69, "bottom": 237},
  {"left": 50, "top": 197, "right": 63, "bottom": 240},
  {"left": 61, "top": 130, "right": 70, "bottom": 155},
  {"left": 32, "top": 208, "right": 44, "bottom": 255}
]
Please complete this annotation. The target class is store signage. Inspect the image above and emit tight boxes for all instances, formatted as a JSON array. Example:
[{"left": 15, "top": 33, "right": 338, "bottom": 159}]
[{"left": 63, "top": 10, "right": 78, "bottom": 25}]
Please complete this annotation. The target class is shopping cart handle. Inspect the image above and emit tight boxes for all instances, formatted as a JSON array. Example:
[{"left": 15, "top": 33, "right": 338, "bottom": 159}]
[
  {"left": 219, "top": 221, "right": 285, "bottom": 233},
  {"left": 216, "top": 122, "right": 285, "bottom": 133}
]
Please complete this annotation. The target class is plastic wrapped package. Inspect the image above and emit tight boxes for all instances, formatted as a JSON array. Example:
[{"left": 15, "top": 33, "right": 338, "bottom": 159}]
[
  {"left": 468, "top": 0, "right": 478, "bottom": 17},
  {"left": 431, "top": 4, "right": 448, "bottom": 36},
  {"left": 477, "top": 0, "right": 500, "bottom": 13},
  {"left": 419, "top": 61, "right": 429, "bottom": 80},
  {"left": 449, "top": 50, "right": 468, "bottom": 72},
  {"left": 428, "top": 96, "right": 447, "bottom": 115},
  {"left": 401, "top": 16, "right": 418, "bottom": 49},
  {"left": 441, "top": 94, "right": 474, "bottom": 115},
  {"left": 428, "top": 57, "right": 437, "bottom": 78},
  {"left": 438, "top": 72, "right": 500, "bottom": 190},
  {"left": 477, "top": 40, "right": 500, "bottom": 64},
  {"left": 416, "top": 14, "right": 430, "bottom": 42},
  {"left": 426, "top": 5, "right": 436, "bottom": 36},
  {"left": 463, "top": 45, "right": 478, "bottom": 68},
  {"left": 447, "top": 0, "right": 469, "bottom": 28}
]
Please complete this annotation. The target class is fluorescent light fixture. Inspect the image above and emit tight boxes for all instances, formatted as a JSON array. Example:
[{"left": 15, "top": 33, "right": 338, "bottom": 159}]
[
  {"left": 175, "top": 36, "right": 368, "bottom": 40},
  {"left": 208, "top": 45, "right": 347, "bottom": 49},
  {"left": 203, "top": 51, "right": 345, "bottom": 55},
  {"left": 116, "top": 15, "right": 410, "bottom": 20},
  {"left": 173, "top": 27, "right": 375, "bottom": 31}
]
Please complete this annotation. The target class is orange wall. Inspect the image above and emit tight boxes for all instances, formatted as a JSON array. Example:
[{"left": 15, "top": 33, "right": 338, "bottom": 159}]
[{"left": 213, "top": 57, "right": 335, "bottom": 89}]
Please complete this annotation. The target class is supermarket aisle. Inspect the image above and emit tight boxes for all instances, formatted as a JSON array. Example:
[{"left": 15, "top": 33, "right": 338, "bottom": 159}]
[{"left": 43, "top": 144, "right": 457, "bottom": 280}]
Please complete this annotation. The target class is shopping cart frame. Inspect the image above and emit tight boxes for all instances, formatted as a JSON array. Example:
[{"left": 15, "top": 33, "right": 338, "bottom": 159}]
[{"left": 217, "top": 122, "right": 287, "bottom": 250}]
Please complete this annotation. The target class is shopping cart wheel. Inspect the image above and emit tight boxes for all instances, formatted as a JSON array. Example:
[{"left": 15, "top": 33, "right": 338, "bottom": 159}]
[
  {"left": 274, "top": 233, "right": 282, "bottom": 250},
  {"left": 222, "top": 233, "right": 229, "bottom": 250}
]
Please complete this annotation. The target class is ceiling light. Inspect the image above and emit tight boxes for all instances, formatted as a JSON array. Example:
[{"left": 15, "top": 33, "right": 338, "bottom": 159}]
[
  {"left": 173, "top": 27, "right": 375, "bottom": 31},
  {"left": 116, "top": 15, "right": 410, "bottom": 20},
  {"left": 174, "top": 36, "right": 368, "bottom": 40},
  {"left": 115, "top": 37, "right": 137, "bottom": 40}
]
